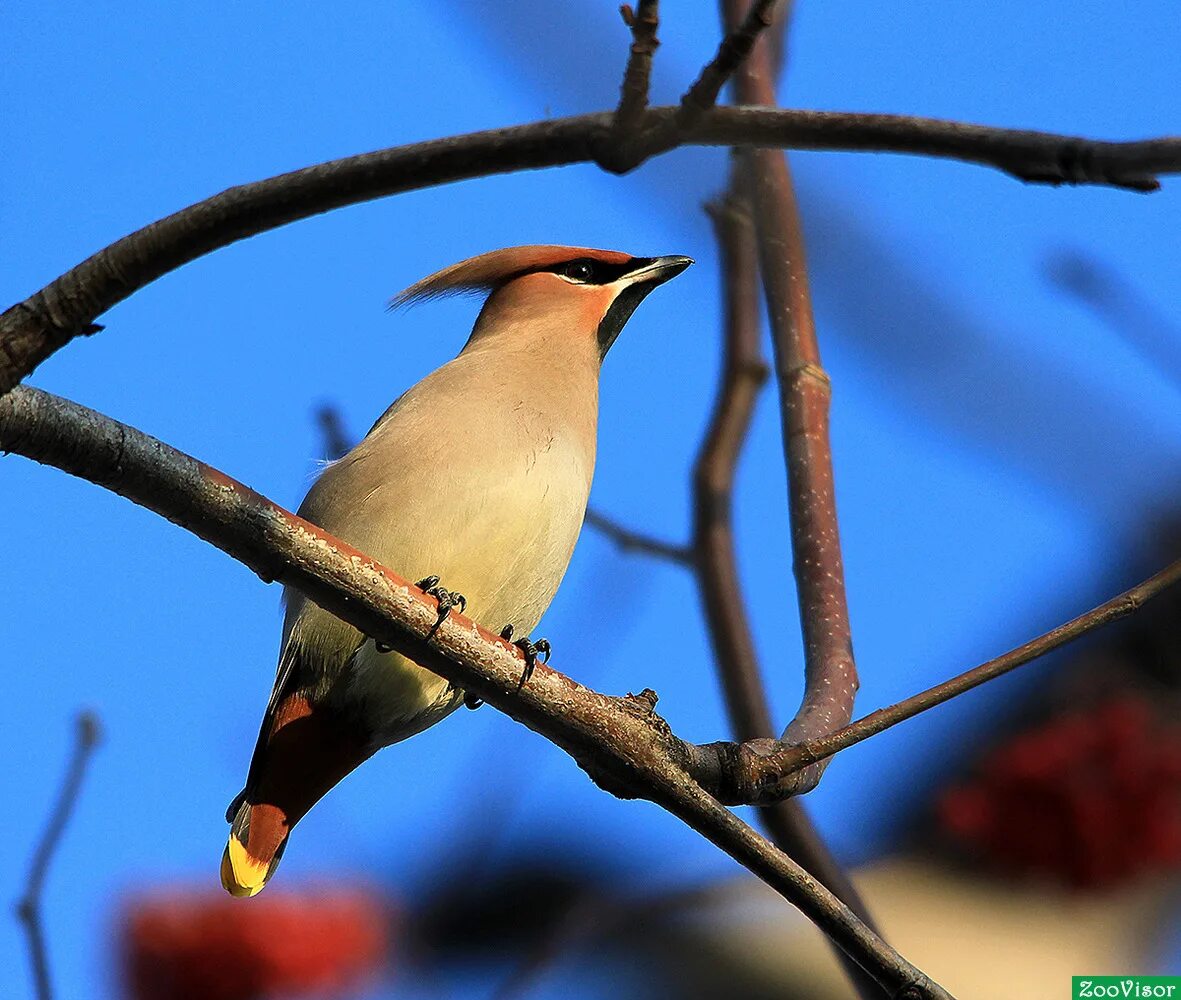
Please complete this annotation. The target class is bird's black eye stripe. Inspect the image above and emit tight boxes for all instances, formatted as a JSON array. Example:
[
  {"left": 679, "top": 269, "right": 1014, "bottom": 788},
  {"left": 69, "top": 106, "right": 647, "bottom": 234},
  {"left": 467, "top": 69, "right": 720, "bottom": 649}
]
[{"left": 547, "top": 257, "right": 653, "bottom": 285}]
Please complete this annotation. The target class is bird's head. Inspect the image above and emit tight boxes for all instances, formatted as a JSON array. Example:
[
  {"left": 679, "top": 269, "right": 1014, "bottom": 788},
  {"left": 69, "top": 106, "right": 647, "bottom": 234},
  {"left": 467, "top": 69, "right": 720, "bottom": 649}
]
[{"left": 392, "top": 245, "right": 693, "bottom": 361}]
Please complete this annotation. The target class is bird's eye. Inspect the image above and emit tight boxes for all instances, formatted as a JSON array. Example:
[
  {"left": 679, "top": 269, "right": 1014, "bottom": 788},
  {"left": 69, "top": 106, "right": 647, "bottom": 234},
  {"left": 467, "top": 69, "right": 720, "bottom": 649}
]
[{"left": 562, "top": 259, "right": 596, "bottom": 283}]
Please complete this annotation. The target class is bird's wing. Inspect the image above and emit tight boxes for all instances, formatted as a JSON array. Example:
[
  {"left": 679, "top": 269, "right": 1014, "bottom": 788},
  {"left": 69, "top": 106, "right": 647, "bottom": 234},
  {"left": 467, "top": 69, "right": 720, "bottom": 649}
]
[{"left": 225, "top": 641, "right": 305, "bottom": 820}]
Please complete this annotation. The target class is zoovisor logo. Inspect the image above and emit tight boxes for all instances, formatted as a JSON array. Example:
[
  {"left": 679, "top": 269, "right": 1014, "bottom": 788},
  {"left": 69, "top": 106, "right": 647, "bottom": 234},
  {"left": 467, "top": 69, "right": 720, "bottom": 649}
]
[{"left": 1074, "top": 978, "right": 1181, "bottom": 998}]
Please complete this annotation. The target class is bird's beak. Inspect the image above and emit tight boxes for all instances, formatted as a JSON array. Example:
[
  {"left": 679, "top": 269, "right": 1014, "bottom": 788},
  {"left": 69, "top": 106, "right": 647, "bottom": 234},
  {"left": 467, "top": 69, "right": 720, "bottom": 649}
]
[
  {"left": 621, "top": 255, "right": 694, "bottom": 289},
  {"left": 597, "top": 255, "right": 694, "bottom": 359}
]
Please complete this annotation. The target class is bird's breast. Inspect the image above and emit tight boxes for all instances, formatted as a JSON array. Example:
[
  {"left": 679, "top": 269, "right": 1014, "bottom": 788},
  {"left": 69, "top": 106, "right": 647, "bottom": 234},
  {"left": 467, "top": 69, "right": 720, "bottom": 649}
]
[{"left": 289, "top": 352, "right": 598, "bottom": 744}]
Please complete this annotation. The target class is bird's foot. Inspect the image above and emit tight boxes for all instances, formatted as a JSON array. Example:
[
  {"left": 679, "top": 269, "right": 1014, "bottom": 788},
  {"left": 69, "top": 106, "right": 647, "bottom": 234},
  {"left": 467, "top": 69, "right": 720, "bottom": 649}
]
[
  {"left": 416, "top": 575, "right": 467, "bottom": 638},
  {"left": 500, "top": 624, "right": 551, "bottom": 689}
]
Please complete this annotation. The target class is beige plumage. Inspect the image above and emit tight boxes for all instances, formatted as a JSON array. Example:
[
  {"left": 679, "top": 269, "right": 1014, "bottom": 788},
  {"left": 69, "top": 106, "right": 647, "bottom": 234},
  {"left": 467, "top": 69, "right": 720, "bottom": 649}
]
[{"left": 222, "top": 245, "right": 691, "bottom": 896}]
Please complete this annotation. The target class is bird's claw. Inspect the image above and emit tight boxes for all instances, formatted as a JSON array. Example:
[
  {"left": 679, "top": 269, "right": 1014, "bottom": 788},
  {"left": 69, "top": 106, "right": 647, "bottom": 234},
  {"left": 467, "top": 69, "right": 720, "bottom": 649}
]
[
  {"left": 416, "top": 575, "right": 466, "bottom": 637},
  {"left": 500, "top": 624, "right": 551, "bottom": 689}
]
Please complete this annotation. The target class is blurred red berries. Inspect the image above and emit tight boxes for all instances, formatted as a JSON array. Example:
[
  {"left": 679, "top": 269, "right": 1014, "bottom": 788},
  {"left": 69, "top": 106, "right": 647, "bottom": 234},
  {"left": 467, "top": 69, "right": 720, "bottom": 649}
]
[
  {"left": 121, "top": 886, "right": 392, "bottom": 1000},
  {"left": 937, "top": 695, "right": 1181, "bottom": 888}
]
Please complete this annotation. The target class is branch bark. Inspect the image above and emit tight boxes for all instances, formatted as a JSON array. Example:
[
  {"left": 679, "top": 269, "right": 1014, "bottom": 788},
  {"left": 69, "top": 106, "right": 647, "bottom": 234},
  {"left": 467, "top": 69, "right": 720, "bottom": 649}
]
[
  {"left": 701, "top": 189, "right": 883, "bottom": 1000},
  {"left": 707, "top": 6, "right": 878, "bottom": 993},
  {"left": 723, "top": 0, "right": 857, "bottom": 799},
  {"left": 2, "top": 106, "right": 1176, "bottom": 395},
  {"left": 0, "top": 384, "right": 951, "bottom": 999},
  {"left": 613, "top": 1, "right": 662, "bottom": 135}
]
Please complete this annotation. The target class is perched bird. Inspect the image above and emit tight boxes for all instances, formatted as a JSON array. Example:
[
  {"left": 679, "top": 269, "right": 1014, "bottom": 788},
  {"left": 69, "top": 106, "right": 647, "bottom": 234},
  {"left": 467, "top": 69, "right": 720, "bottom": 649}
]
[{"left": 221, "top": 245, "right": 692, "bottom": 896}]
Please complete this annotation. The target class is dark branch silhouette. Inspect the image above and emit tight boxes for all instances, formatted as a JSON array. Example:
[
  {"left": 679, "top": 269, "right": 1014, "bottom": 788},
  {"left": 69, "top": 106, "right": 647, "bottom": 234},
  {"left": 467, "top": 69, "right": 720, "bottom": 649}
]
[
  {"left": 1044, "top": 248, "right": 1181, "bottom": 390},
  {"left": 613, "top": 1, "right": 662, "bottom": 135},
  {"left": 585, "top": 508, "right": 694, "bottom": 566},
  {"left": 2, "top": 107, "right": 1177, "bottom": 397},
  {"left": 16, "top": 712, "right": 102, "bottom": 1000},
  {"left": 314, "top": 404, "right": 352, "bottom": 463}
]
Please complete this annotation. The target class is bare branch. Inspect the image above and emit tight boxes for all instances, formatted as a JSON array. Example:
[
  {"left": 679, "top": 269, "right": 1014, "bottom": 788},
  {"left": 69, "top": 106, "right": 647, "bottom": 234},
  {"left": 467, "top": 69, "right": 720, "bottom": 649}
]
[
  {"left": 767, "top": 556, "right": 1181, "bottom": 780},
  {"left": 613, "top": 1, "right": 661, "bottom": 134},
  {"left": 574, "top": 186, "right": 881, "bottom": 995},
  {"left": 696, "top": 192, "right": 773, "bottom": 742},
  {"left": 16, "top": 712, "right": 102, "bottom": 1000},
  {"left": 0, "top": 385, "right": 951, "bottom": 998},
  {"left": 2, "top": 107, "right": 1176, "bottom": 396},
  {"left": 585, "top": 507, "right": 694, "bottom": 566},
  {"left": 563, "top": 168, "right": 881, "bottom": 999},
  {"left": 701, "top": 188, "right": 883, "bottom": 1000},
  {"left": 724, "top": 0, "right": 858, "bottom": 798},
  {"left": 615, "top": 0, "right": 783, "bottom": 165},
  {"left": 676, "top": 0, "right": 780, "bottom": 131}
]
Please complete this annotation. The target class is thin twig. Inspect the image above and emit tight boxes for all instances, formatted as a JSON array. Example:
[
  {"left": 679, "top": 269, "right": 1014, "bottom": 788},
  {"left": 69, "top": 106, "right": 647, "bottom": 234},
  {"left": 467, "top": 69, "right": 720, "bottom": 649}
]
[
  {"left": 768, "top": 556, "right": 1181, "bottom": 778},
  {"left": 16, "top": 712, "right": 102, "bottom": 1000},
  {"left": 616, "top": 0, "right": 783, "bottom": 165},
  {"left": 0, "top": 385, "right": 951, "bottom": 998},
  {"left": 1044, "top": 249, "right": 1181, "bottom": 391},
  {"left": 613, "top": 1, "right": 661, "bottom": 134},
  {"left": 726, "top": 0, "right": 858, "bottom": 798},
  {"left": 2, "top": 107, "right": 1176, "bottom": 395},
  {"left": 585, "top": 508, "right": 694, "bottom": 566},
  {"left": 314, "top": 404, "right": 352, "bottom": 462},
  {"left": 676, "top": 0, "right": 781, "bottom": 132}
]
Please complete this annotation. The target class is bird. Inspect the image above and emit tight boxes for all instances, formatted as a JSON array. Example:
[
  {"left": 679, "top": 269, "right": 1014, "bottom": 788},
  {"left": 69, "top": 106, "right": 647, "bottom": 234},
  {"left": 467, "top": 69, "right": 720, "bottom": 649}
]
[{"left": 221, "top": 244, "right": 692, "bottom": 897}]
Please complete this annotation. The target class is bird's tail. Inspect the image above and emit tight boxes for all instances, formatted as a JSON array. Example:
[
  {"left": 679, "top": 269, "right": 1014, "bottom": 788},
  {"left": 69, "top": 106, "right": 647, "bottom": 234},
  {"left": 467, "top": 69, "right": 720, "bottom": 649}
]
[
  {"left": 221, "top": 798, "right": 290, "bottom": 898},
  {"left": 221, "top": 686, "right": 375, "bottom": 898}
]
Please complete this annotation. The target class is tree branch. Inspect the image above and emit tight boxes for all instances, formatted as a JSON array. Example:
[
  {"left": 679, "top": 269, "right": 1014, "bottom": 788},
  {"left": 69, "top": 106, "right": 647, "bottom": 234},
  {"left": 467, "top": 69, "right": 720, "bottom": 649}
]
[
  {"left": 676, "top": 0, "right": 781, "bottom": 132},
  {"left": 612, "top": 0, "right": 783, "bottom": 166},
  {"left": 706, "top": 8, "right": 880, "bottom": 994},
  {"left": 0, "top": 385, "right": 951, "bottom": 999},
  {"left": 725, "top": 0, "right": 858, "bottom": 799},
  {"left": 763, "top": 555, "right": 1181, "bottom": 780},
  {"left": 613, "top": 1, "right": 661, "bottom": 135},
  {"left": 575, "top": 182, "right": 883, "bottom": 998},
  {"left": 695, "top": 193, "right": 774, "bottom": 744},
  {"left": 2, "top": 106, "right": 1176, "bottom": 396},
  {"left": 701, "top": 187, "right": 883, "bottom": 999},
  {"left": 585, "top": 508, "right": 694, "bottom": 566},
  {"left": 16, "top": 712, "right": 102, "bottom": 1000}
]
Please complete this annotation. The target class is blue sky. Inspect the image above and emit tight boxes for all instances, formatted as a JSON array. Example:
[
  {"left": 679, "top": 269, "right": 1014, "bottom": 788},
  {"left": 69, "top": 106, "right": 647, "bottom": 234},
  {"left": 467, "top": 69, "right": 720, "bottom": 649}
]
[{"left": 2, "top": 2, "right": 1178, "bottom": 997}]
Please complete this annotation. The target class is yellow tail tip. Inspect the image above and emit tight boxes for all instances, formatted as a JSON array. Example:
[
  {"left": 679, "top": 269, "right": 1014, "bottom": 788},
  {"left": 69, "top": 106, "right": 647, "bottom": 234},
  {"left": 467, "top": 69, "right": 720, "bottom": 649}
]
[{"left": 220, "top": 837, "right": 269, "bottom": 898}]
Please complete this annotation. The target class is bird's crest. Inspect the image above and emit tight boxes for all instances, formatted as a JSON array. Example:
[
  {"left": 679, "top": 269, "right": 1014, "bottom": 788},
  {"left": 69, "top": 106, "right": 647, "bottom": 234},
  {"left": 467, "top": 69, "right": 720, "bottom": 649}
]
[{"left": 390, "top": 245, "right": 634, "bottom": 309}]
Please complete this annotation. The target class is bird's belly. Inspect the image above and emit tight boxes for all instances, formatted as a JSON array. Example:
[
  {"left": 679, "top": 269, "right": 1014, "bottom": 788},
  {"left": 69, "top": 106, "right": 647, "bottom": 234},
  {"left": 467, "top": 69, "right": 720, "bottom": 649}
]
[{"left": 346, "top": 644, "right": 461, "bottom": 748}]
